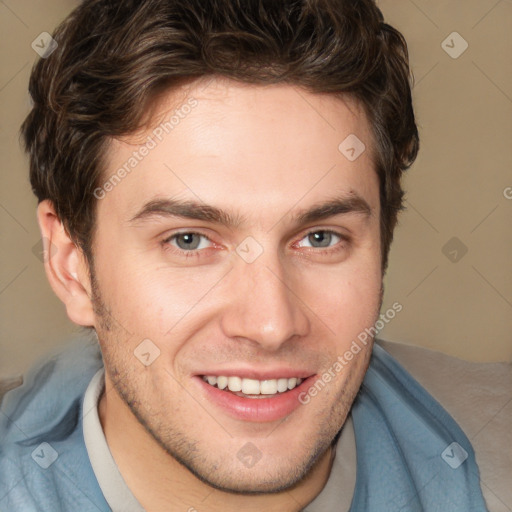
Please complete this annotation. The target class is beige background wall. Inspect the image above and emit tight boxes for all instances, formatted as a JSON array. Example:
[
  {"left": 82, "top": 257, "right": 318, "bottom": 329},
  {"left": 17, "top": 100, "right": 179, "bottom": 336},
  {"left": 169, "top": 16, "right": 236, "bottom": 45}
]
[{"left": 1, "top": 0, "right": 511, "bottom": 379}]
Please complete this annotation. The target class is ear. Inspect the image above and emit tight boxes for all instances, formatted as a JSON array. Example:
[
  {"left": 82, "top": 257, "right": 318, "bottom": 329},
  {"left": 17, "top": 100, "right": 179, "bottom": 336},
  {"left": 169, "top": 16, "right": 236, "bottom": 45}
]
[{"left": 36, "top": 199, "right": 96, "bottom": 327}]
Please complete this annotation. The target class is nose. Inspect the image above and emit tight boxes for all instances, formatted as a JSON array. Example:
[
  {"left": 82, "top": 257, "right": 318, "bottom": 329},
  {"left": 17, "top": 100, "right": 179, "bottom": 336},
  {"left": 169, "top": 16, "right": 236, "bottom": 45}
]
[{"left": 220, "top": 252, "right": 310, "bottom": 351}]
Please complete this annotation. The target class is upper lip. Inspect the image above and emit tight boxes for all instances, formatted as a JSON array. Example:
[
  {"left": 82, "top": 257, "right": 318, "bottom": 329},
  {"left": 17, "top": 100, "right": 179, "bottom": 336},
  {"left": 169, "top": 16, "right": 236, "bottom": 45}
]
[{"left": 195, "top": 368, "right": 316, "bottom": 380}]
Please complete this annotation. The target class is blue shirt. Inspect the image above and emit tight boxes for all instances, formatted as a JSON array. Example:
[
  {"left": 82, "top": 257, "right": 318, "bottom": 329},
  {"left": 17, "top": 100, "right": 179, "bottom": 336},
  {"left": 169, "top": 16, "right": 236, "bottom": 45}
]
[{"left": 0, "top": 335, "right": 488, "bottom": 511}]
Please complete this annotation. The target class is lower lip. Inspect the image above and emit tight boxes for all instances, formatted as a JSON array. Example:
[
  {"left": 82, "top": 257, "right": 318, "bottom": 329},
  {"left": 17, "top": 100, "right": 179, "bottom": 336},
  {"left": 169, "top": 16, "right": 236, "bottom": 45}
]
[{"left": 194, "top": 376, "right": 315, "bottom": 423}]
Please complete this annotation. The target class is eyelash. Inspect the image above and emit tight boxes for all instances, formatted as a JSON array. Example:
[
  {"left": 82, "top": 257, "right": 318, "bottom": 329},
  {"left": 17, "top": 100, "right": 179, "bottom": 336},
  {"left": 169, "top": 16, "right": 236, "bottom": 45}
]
[{"left": 161, "top": 230, "right": 350, "bottom": 259}]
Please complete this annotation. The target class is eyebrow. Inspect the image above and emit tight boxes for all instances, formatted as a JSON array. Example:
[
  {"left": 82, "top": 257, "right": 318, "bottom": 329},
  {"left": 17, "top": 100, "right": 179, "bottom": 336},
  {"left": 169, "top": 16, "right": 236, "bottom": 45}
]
[{"left": 127, "top": 194, "right": 373, "bottom": 229}]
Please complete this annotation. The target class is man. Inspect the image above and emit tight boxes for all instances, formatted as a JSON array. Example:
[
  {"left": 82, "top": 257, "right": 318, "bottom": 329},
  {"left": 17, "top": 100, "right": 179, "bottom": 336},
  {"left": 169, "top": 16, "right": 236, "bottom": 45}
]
[{"left": 0, "top": 0, "right": 489, "bottom": 510}]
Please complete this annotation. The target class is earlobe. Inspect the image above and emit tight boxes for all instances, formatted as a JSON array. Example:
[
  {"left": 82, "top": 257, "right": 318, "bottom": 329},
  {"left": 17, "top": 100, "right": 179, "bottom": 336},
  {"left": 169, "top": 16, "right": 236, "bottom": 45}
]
[{"left": 36, "top": 199, "right": 96, "bottom": 327}]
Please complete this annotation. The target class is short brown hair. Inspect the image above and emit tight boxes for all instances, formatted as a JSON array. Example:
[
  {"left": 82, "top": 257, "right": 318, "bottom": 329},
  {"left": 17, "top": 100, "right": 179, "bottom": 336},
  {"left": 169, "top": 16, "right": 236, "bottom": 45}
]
[{"left": 21, "top": 0, "right": 419, "bottom": 275}]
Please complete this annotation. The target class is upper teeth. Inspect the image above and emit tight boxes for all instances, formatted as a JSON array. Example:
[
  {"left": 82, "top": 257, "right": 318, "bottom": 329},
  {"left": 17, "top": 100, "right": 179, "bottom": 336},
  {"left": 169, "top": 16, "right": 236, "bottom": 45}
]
[{"left": 202, "top": 376, "right": 303, "bottom": 395}]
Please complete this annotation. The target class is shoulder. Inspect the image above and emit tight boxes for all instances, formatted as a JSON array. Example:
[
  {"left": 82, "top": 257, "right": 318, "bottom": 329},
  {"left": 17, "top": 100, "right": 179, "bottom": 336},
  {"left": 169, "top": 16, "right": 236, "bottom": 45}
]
[
  {"left": 0, "top": 333, "right": 103, "bottom": 443},
  {"left": 0, "top": 333, "right": 107, "bottom": 511},
  {"left": 376, "top": 338, "right": 512, "bottom": 511}
]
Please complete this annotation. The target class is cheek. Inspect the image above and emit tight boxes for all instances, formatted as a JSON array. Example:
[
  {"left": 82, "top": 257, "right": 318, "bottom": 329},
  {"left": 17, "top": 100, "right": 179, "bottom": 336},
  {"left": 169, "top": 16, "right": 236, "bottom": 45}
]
[
  {"left": 94, "top": 247, "right": 211, "bottom": 330},
  {"left": 299, "top": 254, "right": 381, "bottom": 340},
  {"left": 321, "top": 287, "right": 380, "bottom": 349}
]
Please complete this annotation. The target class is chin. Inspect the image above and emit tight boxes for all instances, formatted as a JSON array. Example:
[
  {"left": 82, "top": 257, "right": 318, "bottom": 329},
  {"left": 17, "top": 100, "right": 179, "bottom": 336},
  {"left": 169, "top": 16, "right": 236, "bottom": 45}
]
[{"left": 173, "top": 447, "right": 326, "bottom": 495}]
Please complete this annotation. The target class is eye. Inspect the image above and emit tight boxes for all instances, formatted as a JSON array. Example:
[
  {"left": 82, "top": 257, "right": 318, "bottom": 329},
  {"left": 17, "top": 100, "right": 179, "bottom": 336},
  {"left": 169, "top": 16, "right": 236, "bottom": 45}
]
[
  {"left": 296, "top": 230, "right": 345, "bottom": 250},
  {"left": 162, "top": 232, "right": 213, "bottom": 255}
]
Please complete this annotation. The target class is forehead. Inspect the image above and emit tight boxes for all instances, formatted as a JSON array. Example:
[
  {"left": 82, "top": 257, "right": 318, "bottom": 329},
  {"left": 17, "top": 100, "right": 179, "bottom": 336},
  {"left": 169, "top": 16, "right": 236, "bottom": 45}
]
[{"left": 97, "top": 78, "right": 379, "bottom": 227}]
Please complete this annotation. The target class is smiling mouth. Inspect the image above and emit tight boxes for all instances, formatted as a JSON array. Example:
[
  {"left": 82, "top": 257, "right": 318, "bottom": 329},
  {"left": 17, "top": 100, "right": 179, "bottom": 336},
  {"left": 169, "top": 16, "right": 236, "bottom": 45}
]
[{"left": 201, "top": 375, "right": 304, "bottom": 398}]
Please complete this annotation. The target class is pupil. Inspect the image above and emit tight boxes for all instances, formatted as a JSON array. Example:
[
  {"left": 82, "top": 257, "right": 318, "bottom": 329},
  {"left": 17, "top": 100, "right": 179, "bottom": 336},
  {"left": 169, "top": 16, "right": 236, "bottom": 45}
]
[
  {"left": 177, "top": 233, "right": 200, "bottom": 250},
  {"left": 310, "top": 231, "right": 330, "bottom": 248}
]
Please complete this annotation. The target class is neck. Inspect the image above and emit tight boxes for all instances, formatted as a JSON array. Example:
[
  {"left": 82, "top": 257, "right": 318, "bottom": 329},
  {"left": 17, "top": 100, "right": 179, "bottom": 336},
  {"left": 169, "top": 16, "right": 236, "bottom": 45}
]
[{"left": 99, "top": 382, "right": 335, "bottom": 512}]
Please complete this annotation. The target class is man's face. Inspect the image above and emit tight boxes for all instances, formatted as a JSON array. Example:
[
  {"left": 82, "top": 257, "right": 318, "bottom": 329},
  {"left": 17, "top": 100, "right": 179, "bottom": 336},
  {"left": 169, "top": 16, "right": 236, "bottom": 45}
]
[{"left": 91, "top": 78, "right": 382, "bottom": 493}]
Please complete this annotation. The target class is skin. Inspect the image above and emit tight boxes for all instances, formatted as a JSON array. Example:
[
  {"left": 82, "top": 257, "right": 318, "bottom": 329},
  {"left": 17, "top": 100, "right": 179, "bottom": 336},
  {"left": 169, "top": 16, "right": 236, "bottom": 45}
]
[{"left": 38, "top": 76, "right": 383, "bottom": 511}]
